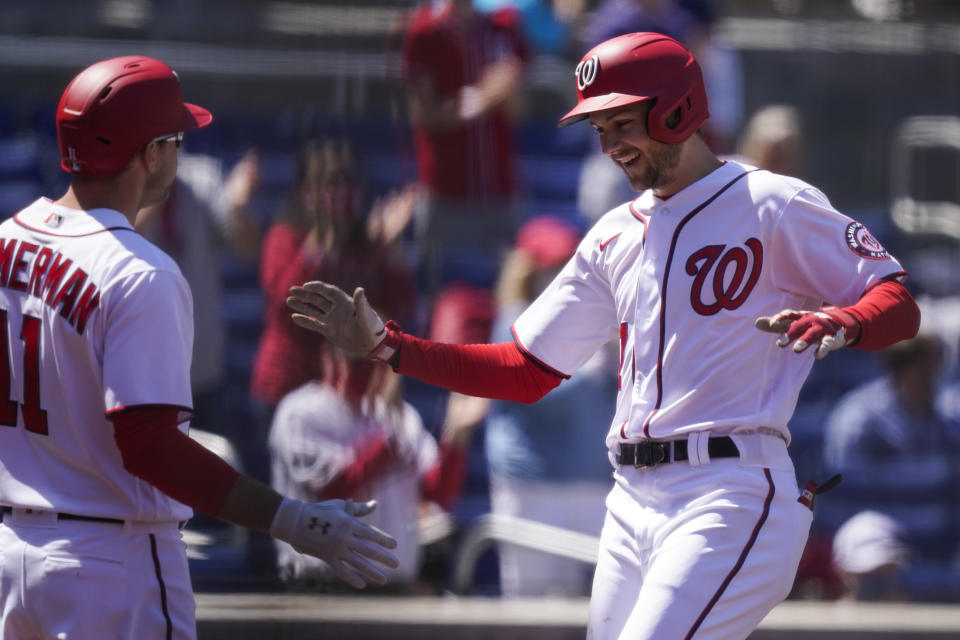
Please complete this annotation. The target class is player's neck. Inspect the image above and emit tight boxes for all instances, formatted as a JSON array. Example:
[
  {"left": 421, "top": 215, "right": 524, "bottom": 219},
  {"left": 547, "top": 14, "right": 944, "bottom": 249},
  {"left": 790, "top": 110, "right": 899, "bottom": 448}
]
[
  {"left": 56, "top": 177, "right": 144, "bottom": 224},
  {"left": 652, "top": 138, "right": 723, "bottom": 200}
]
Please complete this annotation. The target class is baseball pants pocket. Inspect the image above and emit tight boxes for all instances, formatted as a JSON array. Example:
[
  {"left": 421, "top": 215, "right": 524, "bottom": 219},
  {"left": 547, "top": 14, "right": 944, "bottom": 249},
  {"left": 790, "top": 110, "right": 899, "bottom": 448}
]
[
  {"left": 0, "top": 522, "right": 195, "bottom": 640},
  {"left": 42, "top": 553, "right": 126, "bottom": 578},
  {"left": 35, "top": 550, "right": 129, "bottom": 638}
]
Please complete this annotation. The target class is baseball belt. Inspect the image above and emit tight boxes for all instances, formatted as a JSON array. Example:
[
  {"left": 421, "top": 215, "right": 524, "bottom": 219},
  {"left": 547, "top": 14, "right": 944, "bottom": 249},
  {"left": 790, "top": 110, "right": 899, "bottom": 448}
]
[
  {"left": 2, "top": 505, "right": 125, "bottom": 525},
  {"left": 617, "top": 437, "right": 739, "bottom": 468}
]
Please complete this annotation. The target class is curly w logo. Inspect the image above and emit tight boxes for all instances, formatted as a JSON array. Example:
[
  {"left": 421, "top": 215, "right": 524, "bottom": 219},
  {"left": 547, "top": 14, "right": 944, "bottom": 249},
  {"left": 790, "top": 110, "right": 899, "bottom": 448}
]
[{"left": 685, "top": 238, "right": 763, "bottom": 316}]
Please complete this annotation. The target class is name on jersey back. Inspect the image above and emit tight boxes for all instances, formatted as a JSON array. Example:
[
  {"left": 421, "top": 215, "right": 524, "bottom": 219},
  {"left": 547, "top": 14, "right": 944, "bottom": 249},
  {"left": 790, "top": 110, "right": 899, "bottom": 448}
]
[{"left": 0, "top": 238, "right": 100, "bottom": 334}]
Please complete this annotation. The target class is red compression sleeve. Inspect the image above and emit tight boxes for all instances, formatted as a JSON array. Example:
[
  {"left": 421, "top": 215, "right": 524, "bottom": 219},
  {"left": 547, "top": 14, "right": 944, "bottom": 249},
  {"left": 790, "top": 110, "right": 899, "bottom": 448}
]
[
  {"left": 318, "top": 432, "right": 397, "bottom": 500},
  {"left": 420, "top": 441, "right": 467, "bottom": 510},
  {"left": 395, "top": 336, "right": 563, "bottom": 403},
  {"left": 833, "top": 279, "right": 920, "bottom": 351},
  {"left": 111, "top": 408, "right": 240, "bottom": 517}
]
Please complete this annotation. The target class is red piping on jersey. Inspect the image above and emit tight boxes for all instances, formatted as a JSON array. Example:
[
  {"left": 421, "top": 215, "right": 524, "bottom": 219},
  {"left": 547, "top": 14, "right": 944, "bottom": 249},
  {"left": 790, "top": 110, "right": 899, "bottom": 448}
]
[
  {"left": 13, "top": 214, "right": 134, "bottom": 238},
  {"left": 510, "top": 326, "right": 572, "bottom": 379},
  {"left": 628, "top": 201, "right": 650, "bottom": 245},
  {"left": 684, "top": 468, "right": 775, "bottom": 640},
  {"left": 865, "top": 271, "right": 907, "bottom": 292},
  {"left": 642, "top": 171, "right": 754, "bottom": 438},
  {"left": 149, "top": 533, "right": 174, "bottom": 640},
  {"left": 617, "top": 322, "right": 627, "bottom": 390}
]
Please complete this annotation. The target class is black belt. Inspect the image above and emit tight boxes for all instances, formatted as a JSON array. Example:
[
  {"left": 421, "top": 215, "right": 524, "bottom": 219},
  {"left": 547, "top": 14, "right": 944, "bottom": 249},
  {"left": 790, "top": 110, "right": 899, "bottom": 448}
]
[
  {"left": 2, "top": 505, "right": 125, "bottom": 525},
  {"left": 617, "top": 436, "right": 739, "bottom": 468}
]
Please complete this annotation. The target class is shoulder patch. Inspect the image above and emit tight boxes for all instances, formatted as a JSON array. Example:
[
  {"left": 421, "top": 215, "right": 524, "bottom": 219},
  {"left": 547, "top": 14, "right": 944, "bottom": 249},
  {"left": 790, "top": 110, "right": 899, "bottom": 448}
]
[{"left": 845, "top": 221, "right": 889, "bottom": 260}]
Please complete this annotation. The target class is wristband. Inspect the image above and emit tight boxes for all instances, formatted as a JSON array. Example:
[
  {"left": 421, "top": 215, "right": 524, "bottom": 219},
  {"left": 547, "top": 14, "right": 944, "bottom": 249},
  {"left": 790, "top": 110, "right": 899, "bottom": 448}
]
[
  {"left": 367, "top": 320, "right": 403, "bottom": 364},
  {"left": 268, "top": 497, "right": 302, "bottom": 540}
]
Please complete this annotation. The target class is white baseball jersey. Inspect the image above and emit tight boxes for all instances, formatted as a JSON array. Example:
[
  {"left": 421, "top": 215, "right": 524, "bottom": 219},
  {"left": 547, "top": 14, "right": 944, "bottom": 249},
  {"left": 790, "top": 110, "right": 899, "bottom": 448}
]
[
  {"left": 513, "top": 160, "right": 905, "bottom": 453},
  {"left": 269, "top": 382, "right": 437, "bottom": 583},
  {"left": 0, "top": 198, "right": 194, "bottom": 522}
]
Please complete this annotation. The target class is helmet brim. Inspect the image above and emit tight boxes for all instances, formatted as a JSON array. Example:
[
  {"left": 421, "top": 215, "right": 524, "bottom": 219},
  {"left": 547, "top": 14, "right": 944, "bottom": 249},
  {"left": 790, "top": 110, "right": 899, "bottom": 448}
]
[
  {"left": 183, "top": 102, "right": 213, "bottom": 131},
  {"left": 557, "top": 92, "right": 651, "bottom": 128}
]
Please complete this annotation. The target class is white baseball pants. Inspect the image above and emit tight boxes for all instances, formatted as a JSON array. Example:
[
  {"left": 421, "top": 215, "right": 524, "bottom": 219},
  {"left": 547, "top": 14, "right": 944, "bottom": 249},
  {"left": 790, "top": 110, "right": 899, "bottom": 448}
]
[
  {"left": 0, "top": 509, "right": 194, "bottom": 640},
  {"left": 588, "top": 440, "right": 812, "bottom": 640}
]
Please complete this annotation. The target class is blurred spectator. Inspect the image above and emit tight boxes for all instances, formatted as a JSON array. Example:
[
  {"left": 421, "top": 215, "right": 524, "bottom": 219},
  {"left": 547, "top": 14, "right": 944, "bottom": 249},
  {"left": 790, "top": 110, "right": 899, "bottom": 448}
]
[
  {"left": 401, "top": 0, "right": 530, "bottom": 300},
  {"left": 425, "top": 281, "right": 497, "bottom": 514},
  {"left": 735, "top": 104, "right": 804, "bottom": 177},
  {"left": 268, "top": 351, "right": 476, "bottom": 592},
  {"left": 832, "top": 510, "right": 909, "bottom": 601},
  {"left": 484, "top": 215, "right": 617, "bottom": 596},
  {"left": 823, "top": 334, "right": 960, "bottom": 574},
  {"left": 824, "top": 333, "right": 959, "bottom": 470},
  {"left": 136, "top": 150, "right": 261, "bottom": 433},
  {"left": 250, "top": 139, "right": 417, "bottom": 478},
  {"left": 938, "top": 375, "right": 960, "bottom": 419}
]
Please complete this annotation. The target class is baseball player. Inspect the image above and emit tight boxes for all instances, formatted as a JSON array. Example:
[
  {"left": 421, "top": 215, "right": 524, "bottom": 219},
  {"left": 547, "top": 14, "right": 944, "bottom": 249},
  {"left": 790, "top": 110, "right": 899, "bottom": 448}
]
[
  {"left": 0, "top": 57, "right": 398, "bottom": 640},
  {"left": 287, "top": 33, "right": 921, "bottom": 639}
]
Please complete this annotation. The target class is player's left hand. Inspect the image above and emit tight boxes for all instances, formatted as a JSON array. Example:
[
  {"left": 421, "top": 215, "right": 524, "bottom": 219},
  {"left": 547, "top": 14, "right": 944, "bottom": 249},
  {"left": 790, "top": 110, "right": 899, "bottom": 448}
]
[
  {"left": 269, "top": 497, "right": 400, "bottom": 589},
  {"left": 755, "top": 308, "right": 858, "bottom": 360}
]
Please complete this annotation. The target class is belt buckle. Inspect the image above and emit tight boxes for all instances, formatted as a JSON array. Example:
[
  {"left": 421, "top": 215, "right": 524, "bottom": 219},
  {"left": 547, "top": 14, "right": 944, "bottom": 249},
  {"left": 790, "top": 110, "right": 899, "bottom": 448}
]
[{"left": 626, "top": 441, "right": 668, "bottom": 468}]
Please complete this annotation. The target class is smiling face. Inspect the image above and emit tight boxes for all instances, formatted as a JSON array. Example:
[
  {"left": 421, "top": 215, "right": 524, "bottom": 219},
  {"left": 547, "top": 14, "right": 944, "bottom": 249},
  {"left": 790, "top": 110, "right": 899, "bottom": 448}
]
[{"left": 589, "top": 100, "right": 683, "bottom": 196}]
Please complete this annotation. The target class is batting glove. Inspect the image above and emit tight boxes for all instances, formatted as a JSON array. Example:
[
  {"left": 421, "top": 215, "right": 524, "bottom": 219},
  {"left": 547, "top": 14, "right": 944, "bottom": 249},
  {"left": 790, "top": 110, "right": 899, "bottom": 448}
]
[
  {"left": 269, "top": 498, "right": 399, "bottom": 589},
  {"left": 755, "top": 307, "right": 860, "bottom": 360},
  {"left": 287, "top": 281, "right": 401, "bottom": 363}
]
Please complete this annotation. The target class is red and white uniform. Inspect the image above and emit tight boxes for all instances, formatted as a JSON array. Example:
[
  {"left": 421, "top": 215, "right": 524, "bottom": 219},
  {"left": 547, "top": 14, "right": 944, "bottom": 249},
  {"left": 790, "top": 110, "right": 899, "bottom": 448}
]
[
  {"left": 515, "top": 161, "right": 905, "bottom": 451},
  {"left": 269, "top": 384, "right": 437, "bottom": 585},
  {"left": 0, "top": 198, "right": 193, "bottom": 520},
  {"left": 402, "top": 2, "right": 528, "bottom": 202},
  {"left": 511, "top": 160, "right": 907, "bottom": 639},
  {"left": 0, "top": 198, "right": 195, "bottom": 639}
]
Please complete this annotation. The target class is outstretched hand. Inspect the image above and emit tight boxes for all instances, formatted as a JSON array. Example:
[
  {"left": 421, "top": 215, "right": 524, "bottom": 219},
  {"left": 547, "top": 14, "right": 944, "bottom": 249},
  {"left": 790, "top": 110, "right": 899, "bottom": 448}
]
[
  {"left": 269, "top": 498, "right": 399, "bottom": 589},
  {"left": 755, "top": 308, "right": 853, "bottom": 360},
  {"left": 287, "top": 281, "right": 386, "bottom": 358}
]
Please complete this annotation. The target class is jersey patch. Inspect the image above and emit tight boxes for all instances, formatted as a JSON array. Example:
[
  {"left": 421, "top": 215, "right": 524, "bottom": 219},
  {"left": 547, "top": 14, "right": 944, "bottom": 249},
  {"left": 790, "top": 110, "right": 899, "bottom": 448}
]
[{"left": 845, "top": 222, "right": 888, "bottom": 260}]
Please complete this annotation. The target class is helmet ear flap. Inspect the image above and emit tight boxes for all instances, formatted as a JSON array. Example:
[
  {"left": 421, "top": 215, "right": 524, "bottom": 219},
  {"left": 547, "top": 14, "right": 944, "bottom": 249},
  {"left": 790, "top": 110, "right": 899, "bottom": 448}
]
[{"left": 646, "top": 81, "right": 707, "bottom": 144}]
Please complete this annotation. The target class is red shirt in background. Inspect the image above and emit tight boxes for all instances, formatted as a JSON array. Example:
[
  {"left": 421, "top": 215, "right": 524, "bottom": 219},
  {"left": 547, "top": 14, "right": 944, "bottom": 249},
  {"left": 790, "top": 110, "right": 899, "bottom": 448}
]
[
  {"left": 402, "top": 4, "right": 529, "bottom": 201},
  {"left": 250, "top": 222, "right": 416, "bottom": 406}
]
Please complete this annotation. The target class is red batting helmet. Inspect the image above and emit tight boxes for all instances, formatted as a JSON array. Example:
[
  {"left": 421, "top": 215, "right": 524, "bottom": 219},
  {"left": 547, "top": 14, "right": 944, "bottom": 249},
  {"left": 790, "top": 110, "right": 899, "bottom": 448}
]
[
  {"left": 557, "top": 32, "right": 709, "bottom": 145},
  {"left": 56, "top": 56, "right": 213, "bottom": 177}
]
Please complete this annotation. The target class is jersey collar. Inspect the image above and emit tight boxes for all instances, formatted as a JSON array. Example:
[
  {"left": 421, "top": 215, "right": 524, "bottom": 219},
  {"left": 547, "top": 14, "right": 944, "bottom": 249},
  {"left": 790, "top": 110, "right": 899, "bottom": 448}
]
[
  {"left": 13, "top": 198, "right": 135, "bottom": 238},
  {"left": 631, "top": 160, "right": 748, "bottom": 217}
]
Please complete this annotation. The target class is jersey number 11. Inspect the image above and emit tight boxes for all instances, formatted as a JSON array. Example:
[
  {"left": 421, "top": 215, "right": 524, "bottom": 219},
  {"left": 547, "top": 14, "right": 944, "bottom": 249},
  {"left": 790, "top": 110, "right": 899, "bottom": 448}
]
[{"left": 0, "top": 310, "right": 49, "bottom": 435}]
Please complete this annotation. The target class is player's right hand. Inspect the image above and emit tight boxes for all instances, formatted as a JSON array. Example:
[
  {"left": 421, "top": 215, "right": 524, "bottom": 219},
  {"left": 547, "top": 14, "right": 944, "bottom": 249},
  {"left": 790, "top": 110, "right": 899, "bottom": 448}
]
[
  {"left": 755, "top": 308, "right": 853, "bottom": 360},
  {"left": 269, "top": 498, "right": 399, "bottom": 589},
  {"left": 287, "top": 281, "right": 390, "bottom": 359}
]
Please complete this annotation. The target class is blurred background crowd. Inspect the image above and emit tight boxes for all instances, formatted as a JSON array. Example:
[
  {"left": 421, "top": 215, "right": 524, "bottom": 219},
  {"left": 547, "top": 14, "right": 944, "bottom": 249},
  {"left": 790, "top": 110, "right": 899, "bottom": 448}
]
[{"left": 3, "top": 0, "right": 960, "bottom": 603}]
